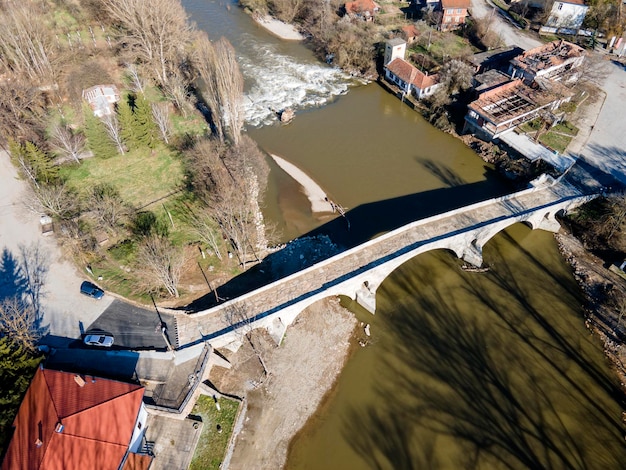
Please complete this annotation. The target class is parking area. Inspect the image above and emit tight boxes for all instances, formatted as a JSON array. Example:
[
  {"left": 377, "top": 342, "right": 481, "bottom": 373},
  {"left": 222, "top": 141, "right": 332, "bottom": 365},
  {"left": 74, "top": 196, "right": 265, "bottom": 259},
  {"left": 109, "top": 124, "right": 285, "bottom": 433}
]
[{"left": 86, "top": 299, "right": 178, "bottom": 350}]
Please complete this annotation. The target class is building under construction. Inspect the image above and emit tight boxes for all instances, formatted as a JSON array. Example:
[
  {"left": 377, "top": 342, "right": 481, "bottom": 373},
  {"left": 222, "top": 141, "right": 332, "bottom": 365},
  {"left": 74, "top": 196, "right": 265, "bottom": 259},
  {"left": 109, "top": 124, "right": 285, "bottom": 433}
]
[
  {"left": 463, "top": 79, "right": 570, "bottom": 139},
  {"left": 508, "top": 40, "right": 585, "bottom": 83}
]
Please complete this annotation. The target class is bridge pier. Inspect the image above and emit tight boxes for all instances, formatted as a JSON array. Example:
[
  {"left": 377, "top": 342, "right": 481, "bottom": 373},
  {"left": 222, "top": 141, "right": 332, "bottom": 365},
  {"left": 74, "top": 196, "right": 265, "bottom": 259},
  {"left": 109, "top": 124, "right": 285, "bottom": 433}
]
[
  {"left": 355, "top": 283, "right": 376, "bottom": 314},
  {"left": 460, "top": 242, "right": 484, "bottom": 267},
  {"left": 531, "top": 211, "right": 562, "bottom": 233}
]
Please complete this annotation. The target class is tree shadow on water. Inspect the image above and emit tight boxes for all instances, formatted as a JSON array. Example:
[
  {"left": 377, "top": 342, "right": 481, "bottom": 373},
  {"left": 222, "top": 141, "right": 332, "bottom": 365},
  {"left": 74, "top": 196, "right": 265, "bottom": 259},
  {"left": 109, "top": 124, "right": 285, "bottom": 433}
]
[{"left": 342, "top": 249, "right": 626, "bottom": 469}]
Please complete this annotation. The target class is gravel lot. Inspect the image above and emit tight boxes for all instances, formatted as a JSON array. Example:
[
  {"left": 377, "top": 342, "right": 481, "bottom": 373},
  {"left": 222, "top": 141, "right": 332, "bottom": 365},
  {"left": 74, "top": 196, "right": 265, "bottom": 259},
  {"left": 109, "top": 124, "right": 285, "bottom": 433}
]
[{"left": 0, "top": 152, "right": 112, "bottom": 345}]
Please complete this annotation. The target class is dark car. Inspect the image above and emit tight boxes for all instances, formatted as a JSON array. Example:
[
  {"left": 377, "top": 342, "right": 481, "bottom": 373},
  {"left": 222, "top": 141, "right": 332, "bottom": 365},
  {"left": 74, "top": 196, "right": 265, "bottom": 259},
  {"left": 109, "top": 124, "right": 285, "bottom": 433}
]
[
  {"left": 80, "top": 281, "right": 105, "bottom": 299},
  {"left": 83, "top": 334, "right": 114, "bottom": 347}
]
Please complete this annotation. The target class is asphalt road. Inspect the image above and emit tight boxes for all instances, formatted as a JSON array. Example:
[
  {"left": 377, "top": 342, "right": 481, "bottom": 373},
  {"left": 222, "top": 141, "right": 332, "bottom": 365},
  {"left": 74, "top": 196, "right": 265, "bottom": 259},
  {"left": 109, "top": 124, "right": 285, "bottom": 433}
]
[
  {"left": 85, "top": 299, "right": 177, "bottom": 350},
  {"left": 579, "top": 59, "right": 626, "bottom": 185},
  {"left": 470, "top": 0, "right": 541, "bottom": 50}
]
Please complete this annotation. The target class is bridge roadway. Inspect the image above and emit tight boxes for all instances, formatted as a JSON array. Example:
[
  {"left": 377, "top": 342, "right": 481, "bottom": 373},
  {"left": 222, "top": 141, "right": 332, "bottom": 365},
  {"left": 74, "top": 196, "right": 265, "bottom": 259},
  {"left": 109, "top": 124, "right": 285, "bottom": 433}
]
[{"left": 175, "top": 173, "right": 598, "bottom": 350}]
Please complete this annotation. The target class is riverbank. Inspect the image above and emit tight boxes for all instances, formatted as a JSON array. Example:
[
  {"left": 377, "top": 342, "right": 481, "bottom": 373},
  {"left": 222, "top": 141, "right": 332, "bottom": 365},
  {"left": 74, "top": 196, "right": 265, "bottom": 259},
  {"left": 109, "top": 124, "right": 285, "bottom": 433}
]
[
  {"left": 556, "top": 232, "right": 626, "bottom": 386},
  {"left": 209, "top": 298, "right": 359, "bottom": 469},
  {"left": 254, "top": 15, "right": 304, "bottom": 41}
]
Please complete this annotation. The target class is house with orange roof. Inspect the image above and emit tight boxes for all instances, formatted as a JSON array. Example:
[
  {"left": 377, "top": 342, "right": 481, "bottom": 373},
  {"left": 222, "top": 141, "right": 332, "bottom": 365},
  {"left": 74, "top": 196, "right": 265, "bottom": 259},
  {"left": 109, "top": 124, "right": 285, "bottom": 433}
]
[
  {"left": 384, "top": 58, "right": 441, "bottom": 99},
  {"left": 1, "top": 367, "right": 152, "bottom": 470},
  {"left": 439, "top": 0, "right": 470, "bottom": 31},
  {"left": 383, "top": 38, "right": 441, "bottom": 100},
  {"left": 343, "top": 0, "right": 380, "bottom": 21}
]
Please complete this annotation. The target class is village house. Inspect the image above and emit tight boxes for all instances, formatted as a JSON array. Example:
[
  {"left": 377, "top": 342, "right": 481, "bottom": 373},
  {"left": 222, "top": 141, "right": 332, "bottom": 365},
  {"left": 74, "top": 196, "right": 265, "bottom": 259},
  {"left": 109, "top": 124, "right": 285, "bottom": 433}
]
[
  {"left": 401, "top": 24, "right": 420, "bottom": 44},
  {"left": 82, "top": 84, "right": 120, "bottom": 117},
  {"left": 1, "top": 367, "right": 152, "bottom": 470},
  {"left": 508, "top": 40, "right": 586, "bottom": 84},
  {"left": 343, "top": 0, "right": 380, "bottom": 21},
  {"left": 439, "top": 0, "right": 470, "bottom": 31},
  {"left": 383, "top": 39, "right": 441, "bottom": 99},
  {"left": 540, "top": 0, "right": 589, "bottom": 35},
  {"left": 463, "top": 78, "right": 572, "bottom": 140}
]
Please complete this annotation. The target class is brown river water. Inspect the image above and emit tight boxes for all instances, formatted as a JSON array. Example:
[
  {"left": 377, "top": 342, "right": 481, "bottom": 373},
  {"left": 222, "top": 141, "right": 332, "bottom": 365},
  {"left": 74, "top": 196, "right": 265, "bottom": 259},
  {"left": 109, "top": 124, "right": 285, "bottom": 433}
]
[{"left": 183, "top": 0, "right": 626, "bottom": 467}]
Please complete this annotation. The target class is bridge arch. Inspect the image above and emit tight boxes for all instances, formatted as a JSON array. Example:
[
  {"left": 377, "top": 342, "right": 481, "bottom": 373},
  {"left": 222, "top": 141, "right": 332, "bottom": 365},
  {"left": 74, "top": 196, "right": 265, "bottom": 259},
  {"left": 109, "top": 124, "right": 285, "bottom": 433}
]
[{"left": 177, "top": 183, "right": 597, "bottom": 350}]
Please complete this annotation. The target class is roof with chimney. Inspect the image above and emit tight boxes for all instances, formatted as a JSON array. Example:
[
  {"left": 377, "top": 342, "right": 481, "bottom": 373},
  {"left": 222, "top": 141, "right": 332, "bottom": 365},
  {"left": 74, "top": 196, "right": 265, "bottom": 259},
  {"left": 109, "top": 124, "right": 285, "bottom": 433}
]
[
  {"left": 1, "top": 368, "right": 145, "bottom": 470},
  {"left": 385, "top": 58, "right": 439, "bottom": 89}
]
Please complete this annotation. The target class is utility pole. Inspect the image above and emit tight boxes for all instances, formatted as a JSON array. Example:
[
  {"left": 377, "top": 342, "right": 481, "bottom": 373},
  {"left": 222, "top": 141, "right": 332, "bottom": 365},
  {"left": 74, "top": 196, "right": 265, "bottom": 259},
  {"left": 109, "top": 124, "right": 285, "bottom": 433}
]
[{"left": 151, "top": 294, "right": 175, "bottom": 355}]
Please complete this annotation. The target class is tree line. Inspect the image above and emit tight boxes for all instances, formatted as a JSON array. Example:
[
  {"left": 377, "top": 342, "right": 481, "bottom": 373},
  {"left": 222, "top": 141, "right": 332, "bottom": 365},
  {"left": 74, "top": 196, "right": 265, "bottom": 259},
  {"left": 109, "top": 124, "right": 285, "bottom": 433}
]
[{"left": 0, "top": 0, "right": 269, "bottom": 302}]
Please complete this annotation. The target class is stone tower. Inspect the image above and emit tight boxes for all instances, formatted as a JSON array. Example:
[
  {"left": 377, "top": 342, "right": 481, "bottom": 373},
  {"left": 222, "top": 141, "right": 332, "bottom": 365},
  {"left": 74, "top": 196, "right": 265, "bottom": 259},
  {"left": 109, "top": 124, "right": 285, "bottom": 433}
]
[{"left": 384, "top": 38, "right": 407, "bottom": 66}]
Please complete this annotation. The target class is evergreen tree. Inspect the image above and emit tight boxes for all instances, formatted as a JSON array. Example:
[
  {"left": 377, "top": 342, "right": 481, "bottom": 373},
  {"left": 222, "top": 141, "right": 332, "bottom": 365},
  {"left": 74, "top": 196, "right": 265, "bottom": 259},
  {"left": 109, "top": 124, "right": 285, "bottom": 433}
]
[
  {"left": 134, "top": 94, "right": 158, "bottom": 149},
  {"left": 23, "top": 142, "right": 58, "bottom": 185},
  {"left": 0, "top": 337, "right": 41, "bottom": 450},
  {"left": 118, "top": 93, "right": 138, "bottom": 151},
  {"left": 83, "top": 106, "right": 117, "bottom": 159},
  {"left": 9, "top": 140, "right": 58, "bottom": 185}
]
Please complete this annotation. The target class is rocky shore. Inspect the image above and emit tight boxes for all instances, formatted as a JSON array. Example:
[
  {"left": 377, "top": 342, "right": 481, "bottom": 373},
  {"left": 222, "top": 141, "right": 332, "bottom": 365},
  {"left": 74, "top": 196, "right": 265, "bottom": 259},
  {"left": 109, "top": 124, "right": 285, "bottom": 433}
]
[
  {"left": 209, "top": 298, "right": 358, "bottom": 469},
  {"left": 555, "top": 232, "right": 626, "bottom": 385}
]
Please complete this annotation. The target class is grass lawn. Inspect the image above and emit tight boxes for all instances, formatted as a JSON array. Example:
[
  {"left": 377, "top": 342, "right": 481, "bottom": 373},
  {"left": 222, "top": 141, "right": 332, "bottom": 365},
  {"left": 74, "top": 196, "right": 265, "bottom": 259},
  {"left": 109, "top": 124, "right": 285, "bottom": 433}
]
[
  {"left": 60, "top": 144, "right": 185, "bottom": 208},
  {"left": 538, "top": 132, "right": 574, "bottom": 154},
  {"left": 189, "top": 396, "right": 240, "bottom": 470},
  {"left": 518, "top": 119, "right": 579, "bottom": 153}
]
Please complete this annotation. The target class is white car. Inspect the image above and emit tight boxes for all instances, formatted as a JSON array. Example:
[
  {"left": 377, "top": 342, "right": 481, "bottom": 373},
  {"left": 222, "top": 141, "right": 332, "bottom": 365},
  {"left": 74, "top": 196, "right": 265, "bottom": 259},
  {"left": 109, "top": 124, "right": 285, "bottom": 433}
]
[{"left": 83, "top": 334, "right": 114, "bottom": 347}]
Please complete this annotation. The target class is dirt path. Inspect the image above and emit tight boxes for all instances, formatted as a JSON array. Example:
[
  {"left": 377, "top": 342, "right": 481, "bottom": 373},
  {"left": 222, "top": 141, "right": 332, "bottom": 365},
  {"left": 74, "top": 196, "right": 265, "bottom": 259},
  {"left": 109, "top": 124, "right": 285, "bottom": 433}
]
[{"left": 209, "top": 297, "right": 358, "bottom": 469}]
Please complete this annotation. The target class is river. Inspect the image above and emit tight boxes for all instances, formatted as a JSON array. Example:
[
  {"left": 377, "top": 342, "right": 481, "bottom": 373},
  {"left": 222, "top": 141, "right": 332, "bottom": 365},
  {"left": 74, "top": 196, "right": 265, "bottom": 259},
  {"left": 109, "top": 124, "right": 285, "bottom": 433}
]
[{"left": 182, "top": 1, "right": 626, "bottom": 468}]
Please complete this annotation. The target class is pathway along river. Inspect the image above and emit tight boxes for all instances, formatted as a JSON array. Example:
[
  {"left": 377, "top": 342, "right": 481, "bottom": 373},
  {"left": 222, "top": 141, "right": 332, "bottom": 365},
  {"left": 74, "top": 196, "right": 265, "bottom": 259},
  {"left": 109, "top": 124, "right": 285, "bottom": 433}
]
[{"left": 183, "top": 1, "right": 626, "bottom": 467}]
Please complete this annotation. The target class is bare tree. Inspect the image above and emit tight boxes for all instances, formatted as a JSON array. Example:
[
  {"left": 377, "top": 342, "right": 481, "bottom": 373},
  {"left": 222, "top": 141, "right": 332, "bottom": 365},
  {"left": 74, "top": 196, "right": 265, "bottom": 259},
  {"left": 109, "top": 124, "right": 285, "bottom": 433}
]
[
  {"left": 0, "top": 1, "right": 56, "bottom": 83},
  {"left": 0, "top": 298, "right": 40, "bottom": 352},
  {"left": 49, "top": 122, "right": 86, "bottom": 164},
  {"left": 0, "top": 78, "right": 46, "bottom": 144},
  {"left": 125, "top": 63, "right": 147, "bottom": 94},
  {"left": 25, "top": 182, "right": 80, "bottom": 219},
  {"left": 151, "top": 102, "right": 172, "bottom": 144},
  {"left": 161, "top": 67, "right": 192, "bottom": 117},
  {"left": 223, "top": 302, "right": 268, "bottom": 378},
  {"left": 105, "top": 0, "right": 191, "bottom": 88},
  {"left": 193, "top": 34, "right": 245, "bottom": 145},
  {"left": 272, "top": 0, "right": 306, "bottom": 23},
  {"left": 186, "top": 139, "right": 264, "bottom": 268},
  {"left": 138, "top": 235, "right": 186, "bottom": 297},
  {"left": 439, "top": 59, "right": 474, "bottom": 94},
  {"left": 186, "top": 207, "right": 224, "bottom": 260},
  {"left": 101, "top": 113, "right": 125, "bottom": 154},
  {"left": 89, "top": 183, "right": 130, "bottom": 230}
]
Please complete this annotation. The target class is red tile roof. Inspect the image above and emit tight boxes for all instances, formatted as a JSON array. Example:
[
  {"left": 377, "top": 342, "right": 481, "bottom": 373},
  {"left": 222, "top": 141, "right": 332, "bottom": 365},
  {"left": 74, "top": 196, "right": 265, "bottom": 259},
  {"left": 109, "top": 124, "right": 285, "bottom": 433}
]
[
  {"left": 385, "top": 58, "right": 439, "bottom": 89},
  {"left": 2, "top": 368, "right": 145, "bottom": 470},
  {"left": 441, "top": 0, "right": 470, "bottom": 9},
  {"left": 345, "top": 0, "right": 380, "bottom": 15},
  {"left": 402, "top": 24, "right": 420, "bottom": 39}
]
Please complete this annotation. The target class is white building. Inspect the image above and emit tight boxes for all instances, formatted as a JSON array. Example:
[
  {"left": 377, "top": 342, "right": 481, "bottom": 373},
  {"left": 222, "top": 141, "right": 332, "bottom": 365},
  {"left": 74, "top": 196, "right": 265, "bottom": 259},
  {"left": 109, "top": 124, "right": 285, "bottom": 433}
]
[
  {"left": 82, "top": 84, "right": 121, "bottom": 118},
  {"left": 540, "top": 0, "right": 589, "bottom": 35}
]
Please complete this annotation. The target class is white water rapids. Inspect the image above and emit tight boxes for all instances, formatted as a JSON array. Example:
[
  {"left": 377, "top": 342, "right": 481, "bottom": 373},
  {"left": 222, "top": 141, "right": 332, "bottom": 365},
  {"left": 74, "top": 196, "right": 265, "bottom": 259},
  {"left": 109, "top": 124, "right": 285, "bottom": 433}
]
[{"left": 237, "top": 35, "right": 357, "bottom": 127}]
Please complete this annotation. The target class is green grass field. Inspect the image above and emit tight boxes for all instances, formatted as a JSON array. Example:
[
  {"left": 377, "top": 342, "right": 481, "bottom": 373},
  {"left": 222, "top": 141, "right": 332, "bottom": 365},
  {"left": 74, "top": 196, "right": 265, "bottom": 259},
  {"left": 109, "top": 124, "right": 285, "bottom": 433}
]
[
  {"left": 60, "top": 144, "right": 185, "bottom": 208},
  {"left": 189, "top": 396, "right": 240, "bottom": 470}
]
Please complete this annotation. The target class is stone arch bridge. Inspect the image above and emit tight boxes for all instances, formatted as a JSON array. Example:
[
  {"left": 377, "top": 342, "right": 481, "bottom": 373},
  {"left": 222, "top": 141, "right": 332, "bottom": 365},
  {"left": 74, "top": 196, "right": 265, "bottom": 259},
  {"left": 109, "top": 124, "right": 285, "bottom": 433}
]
[{"left": 175, "top": 174, "right": 597, "bottom": 350}]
